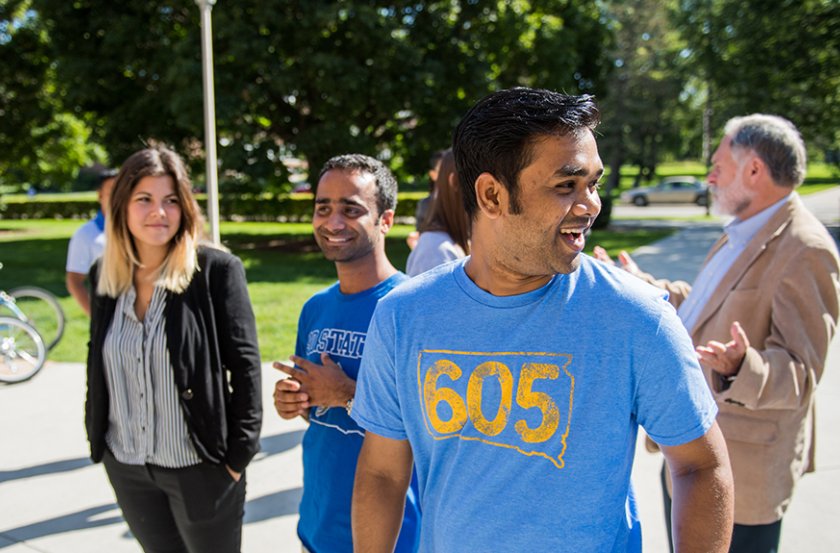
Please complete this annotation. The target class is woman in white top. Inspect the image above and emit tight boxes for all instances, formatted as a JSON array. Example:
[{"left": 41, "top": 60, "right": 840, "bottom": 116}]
[{"left": 406, "top": 149, "right": 470, "bottom": 277}]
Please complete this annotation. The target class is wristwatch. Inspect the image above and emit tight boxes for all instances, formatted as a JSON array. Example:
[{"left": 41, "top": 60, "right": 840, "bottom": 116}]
[{"left": 345, "top": 396, "right": 354, "bottom": 415}]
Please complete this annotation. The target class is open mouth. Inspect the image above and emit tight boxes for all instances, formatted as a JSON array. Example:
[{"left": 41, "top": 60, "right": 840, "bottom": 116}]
[{"left": 559, "top": 227, "right": 588, "bottom": 252}]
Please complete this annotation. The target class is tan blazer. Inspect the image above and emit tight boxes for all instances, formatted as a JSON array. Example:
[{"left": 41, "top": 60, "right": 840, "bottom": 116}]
[{"left": 646, "top": 194, "right": 840, "bottom": 524}]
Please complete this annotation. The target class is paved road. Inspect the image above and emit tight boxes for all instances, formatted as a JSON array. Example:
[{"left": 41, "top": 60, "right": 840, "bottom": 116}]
[
  {"left": 2, "top": 188, "right": 838, "bottom": 552},
  {"left": 613, "top": 202, "right": 712, "bottom": 220},
  {"left": 613, "top": 188, "right": 840, "bottom": 226}
]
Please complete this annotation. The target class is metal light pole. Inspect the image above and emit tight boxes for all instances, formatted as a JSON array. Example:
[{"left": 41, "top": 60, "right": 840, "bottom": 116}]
[{"left": 196, "top": 0, "right": 220, "bottom": 245}]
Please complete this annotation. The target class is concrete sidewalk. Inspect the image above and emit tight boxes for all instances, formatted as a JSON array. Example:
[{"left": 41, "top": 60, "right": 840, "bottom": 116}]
[
  {"left": 0, "top": 363, "right": 306, "bottom": 552},
  {"left": 2, "top": 188, "right": 838, "bottom": 552}
]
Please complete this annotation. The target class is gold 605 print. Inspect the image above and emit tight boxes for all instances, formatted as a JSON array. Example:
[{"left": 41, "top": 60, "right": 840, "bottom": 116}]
[{"left": 417, "top": 350, "right": 574, "bottom": 469}]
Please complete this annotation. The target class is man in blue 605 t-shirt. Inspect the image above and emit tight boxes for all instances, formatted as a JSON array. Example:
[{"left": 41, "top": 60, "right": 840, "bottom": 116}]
[
  {"left": 350, "top": 88, "right": 735, "bottom": 553},
  {"left": 272, "top": 154, "right": 420, "bottom": 553}
]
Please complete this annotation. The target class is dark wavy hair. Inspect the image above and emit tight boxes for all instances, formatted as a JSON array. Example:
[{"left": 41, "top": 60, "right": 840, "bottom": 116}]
[
  {"left": 452, "top": 87, "right": 600, "bottom": 218},
  {"left": 422, "top": 149, "right": 470, "bottom": 254}
]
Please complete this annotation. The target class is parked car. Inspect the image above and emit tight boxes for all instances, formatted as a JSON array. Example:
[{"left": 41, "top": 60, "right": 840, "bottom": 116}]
[
  {"left": 620, "top": 176, "right": 709, "bottom": 206},
  {"left": 291, "top": 182, "right": 312, "bottom": 194}
]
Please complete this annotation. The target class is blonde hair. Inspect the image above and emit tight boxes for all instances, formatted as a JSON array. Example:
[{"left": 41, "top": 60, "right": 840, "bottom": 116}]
[{"left": 97, "top": 146, "right": 204, "bottom": 297}]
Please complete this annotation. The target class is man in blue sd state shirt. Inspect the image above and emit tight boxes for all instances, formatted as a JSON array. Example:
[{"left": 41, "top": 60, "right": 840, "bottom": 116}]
[{"left": 273, "top": 154, "right": 420, "bottom": 553}]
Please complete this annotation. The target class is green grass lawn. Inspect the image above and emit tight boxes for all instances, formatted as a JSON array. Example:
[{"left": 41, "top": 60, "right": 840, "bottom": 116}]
[
  {"left": 796, "top": 183, "right": 839, "bottom": 195},
  {"left": 0, "top": 219, "right": 671, "bottom": 363}
]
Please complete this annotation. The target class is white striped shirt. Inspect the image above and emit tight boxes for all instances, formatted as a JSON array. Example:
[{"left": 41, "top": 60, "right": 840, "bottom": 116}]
[{"left": 103, "top": 285, "right": 202, "bottom": 468}]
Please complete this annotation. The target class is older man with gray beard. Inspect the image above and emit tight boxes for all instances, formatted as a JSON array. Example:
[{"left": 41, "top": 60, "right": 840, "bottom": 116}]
[{"left": 597, "top": 114, "right": 840, "bottom": 553}]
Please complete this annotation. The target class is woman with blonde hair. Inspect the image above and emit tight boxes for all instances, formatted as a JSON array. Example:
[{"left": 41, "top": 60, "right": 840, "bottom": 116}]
[
  {"left": 406, "top": 148, "right": 470, "bottom": 276},
  {"left": 86, "top": 146, "right": 261, "bottom": 553}
]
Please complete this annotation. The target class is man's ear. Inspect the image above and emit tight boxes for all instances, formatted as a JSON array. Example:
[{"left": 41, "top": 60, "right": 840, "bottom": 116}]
[
  {"left": 379, "top": 209, "right": 395, "bottom": 234},
  {"left": 749, "top": 156, "right": 762, "bottom": 175},
  {"left": 474, "top": 173, "right": 506, "bottom": 219},
  {"left": 744, "top": 150, "right": 773, "bottom": 184}
]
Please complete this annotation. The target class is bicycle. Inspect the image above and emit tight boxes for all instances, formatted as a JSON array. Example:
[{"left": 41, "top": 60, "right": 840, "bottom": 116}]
[
  {"left": 0, "top": 264, "right": 66, "bottom": 351},
  {"left": 0, "top": 262, "right": 65, "bottom": 384},
  {"left": 0, "top": 315, "right": 46, "bottom": 383}
]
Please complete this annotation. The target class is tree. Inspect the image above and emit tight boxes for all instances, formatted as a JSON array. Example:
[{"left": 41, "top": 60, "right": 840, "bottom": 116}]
[
  {"left": 32, "top": 1, "right": 200, "bottom": 173},
  {"left": 31, "top": 1, "right": 613, "bottom": 189},
  {"left": 676, "top": 0, "right": 840, "bottom": 159},
  {"left": 0, "top": 0, "right": 104, "bottom": 190},
  {"left": 597, "top": 0, "right": 692, "bottom": 194}
]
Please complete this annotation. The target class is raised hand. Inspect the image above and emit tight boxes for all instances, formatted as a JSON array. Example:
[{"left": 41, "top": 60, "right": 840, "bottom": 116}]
[
  {"left": 593, "top": 246, "right": 641, "bottom": 276},
  {"left": 592, "top": 245, "right": 615, "bottom": 265},
  {"left": 696, "top": 321, "right": 749, "bottom": 378}
]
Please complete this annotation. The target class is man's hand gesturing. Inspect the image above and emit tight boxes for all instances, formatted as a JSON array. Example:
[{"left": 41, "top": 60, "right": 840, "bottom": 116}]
[{"left": 273, "top": 352, "right": 356, "bottom": 420}]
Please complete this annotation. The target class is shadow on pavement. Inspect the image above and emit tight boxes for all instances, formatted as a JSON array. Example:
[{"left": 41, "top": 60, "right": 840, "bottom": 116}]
[
  {"left": 0, "top": 457, "right": 92, "bottom": 483},
  {"left": 0, "top": 504, "right": 125, "bottom": 549},
  {"left": 257, "top": 429, "right": 306, "bottom": 458},
  {"left": 0, "top": 429, "right": 305, "bottom": 547},
  {"left": 244, "top": 487, "right": 303, "bottom": 523},
  {"left": 0, "top": 429, "right": 303, "bottom": 486},
  {"left": 0, "top": 487, "right": 304, "bottom": 547}
]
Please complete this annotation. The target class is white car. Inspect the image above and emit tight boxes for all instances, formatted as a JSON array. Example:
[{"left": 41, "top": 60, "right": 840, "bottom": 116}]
[{"left": 620, "top": 176, "right": 709, "bottom": 206}]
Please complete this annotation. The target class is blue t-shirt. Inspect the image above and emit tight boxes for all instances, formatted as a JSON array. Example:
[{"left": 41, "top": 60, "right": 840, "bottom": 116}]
[
  {"left": 352, "top": 257, "right": 717, "bottom": 552},
  {"left": 296, "top": 273, "right": 420, "bottom": 553}
]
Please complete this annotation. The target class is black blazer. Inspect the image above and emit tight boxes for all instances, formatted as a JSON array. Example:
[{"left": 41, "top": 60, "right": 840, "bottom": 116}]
[{"left": 86, "top": 247, "right": 262, "bottom": 472}]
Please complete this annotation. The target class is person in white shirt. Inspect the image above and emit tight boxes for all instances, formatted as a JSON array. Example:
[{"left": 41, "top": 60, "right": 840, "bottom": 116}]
[
  {"left": 66, "top": 169, "right": 116, "bottom": 316},
  {"left": 406, "top": 149, "right": 470, "bottom": 276}
]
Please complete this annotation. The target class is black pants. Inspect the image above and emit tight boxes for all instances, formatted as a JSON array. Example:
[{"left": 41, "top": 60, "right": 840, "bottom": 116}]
[
  {"left": 728, "top": 521, "right": 782, "bottom": 553},
  {"left": 103, "top": 449, "right": 246, "bottom": 553},
  {"left": 660, "top": 462, "right": 782, "bottom": 553}
]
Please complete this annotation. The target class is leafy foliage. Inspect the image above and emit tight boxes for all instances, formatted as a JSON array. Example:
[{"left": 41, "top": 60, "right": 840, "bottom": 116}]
[
  {"left": 26, "top": 1, "right": 612, "bottom": 190},
  {"left": 598, "top": 0, "right": 691, "bottom": 192},
  {"left": 0, "top": 0, "right": 105, "bottom": 189},
  {"left": 4, "top": 0, "right": 838, "bottom": 195},
  {"left": 676, "top": 0, "right": 840, "bottom": 158}
]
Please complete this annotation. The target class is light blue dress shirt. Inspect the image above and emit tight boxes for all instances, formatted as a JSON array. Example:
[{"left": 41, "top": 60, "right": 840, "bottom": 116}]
[{"left": 677, "top": 194, "right": 791, "bottom": 332}]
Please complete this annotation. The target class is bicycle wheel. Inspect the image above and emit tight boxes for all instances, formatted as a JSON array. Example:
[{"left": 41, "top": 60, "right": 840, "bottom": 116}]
[
  {"left": 0, "top": 316, "right": 46, "bottom": 383},
  {"left": 7, "top": 287, "right": 65, "bottom": 351}
]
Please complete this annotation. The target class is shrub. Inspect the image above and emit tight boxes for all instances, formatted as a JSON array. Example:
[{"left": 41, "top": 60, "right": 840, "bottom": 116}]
[{"left": 0, "top": 193, "right": 423, "bottom": 222}]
